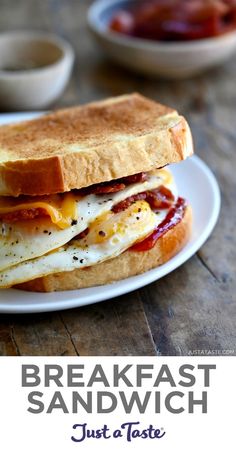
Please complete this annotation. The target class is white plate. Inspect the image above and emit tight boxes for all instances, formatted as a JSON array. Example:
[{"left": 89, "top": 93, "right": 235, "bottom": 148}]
[{"left": 0, "top": 113, "right": 220, "bottom": 313}]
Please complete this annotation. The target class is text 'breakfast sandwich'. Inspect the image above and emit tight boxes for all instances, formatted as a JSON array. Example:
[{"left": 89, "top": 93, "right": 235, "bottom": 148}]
[{"left": 0, "top": 93, "right": 193, "bottom": 292}]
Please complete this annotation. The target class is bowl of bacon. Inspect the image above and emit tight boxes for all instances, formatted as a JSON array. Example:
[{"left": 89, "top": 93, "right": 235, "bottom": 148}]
[{"left": 88, "top": 0, "right": 236, "bottom": 78}]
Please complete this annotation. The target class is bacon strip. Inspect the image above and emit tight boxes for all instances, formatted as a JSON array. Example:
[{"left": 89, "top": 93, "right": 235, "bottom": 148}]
[
  {"left": 131, "top": 197, "right": 187, "bottom": 252},
  {"left": 0, "top": 208, "right": 48, "bottom": 223},
  {"left": 110, "top": 0, "right": 236, "bottom": 41},
  {"left": 87, "top": 183, "right": 126, "bottom": 194},
  {"left": 80, "top": 172, "right": 147, "bottom": 195},
  {"left": 112, "top": 186, "right": 175, "bottom": 213},
  {"left": 0, "top": 173, "right": 149, "bottom": 224},
  {"left": 74, "top": 228, "right": 89, "bottom": 240}
]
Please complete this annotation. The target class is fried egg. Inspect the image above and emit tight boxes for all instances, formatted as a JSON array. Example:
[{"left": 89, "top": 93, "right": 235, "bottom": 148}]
[
  {"left": 0, "top": 199, "right": 170, "bottom": 288},
  {"left": 0, "top": 169, "right": 175, "bottom": 272}
]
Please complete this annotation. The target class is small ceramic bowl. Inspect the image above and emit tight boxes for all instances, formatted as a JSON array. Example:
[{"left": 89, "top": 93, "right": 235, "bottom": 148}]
[
  {"left": 0, "top": 31, "right": 75, "bottom": 110},
  {"left": 88, "top": 0, "right": 236, "bottom": 79}
]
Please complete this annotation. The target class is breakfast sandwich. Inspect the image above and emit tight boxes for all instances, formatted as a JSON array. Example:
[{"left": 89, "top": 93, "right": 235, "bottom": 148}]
[{"left": 0, "top": 93, "right": 193, "bottom": 292}]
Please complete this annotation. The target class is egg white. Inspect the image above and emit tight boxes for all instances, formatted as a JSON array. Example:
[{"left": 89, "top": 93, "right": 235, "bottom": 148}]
[{"left": 0, "top": 200, "right": 170, "bottom": 288}]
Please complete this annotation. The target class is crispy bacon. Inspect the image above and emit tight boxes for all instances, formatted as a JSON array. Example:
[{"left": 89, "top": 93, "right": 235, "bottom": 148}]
[
  {"left": 112, "top": 185, "right": 175, "bottom": 213},
  {"left": 131, "top": 197, "right": 187, "bottom": 252},
  {"left": 110, "top": 0, "right": 236, "bottom": 41},
  {"left": 0, "top": 208, "right": 48, "bottom": 223},
  {"left": 0, "top": 173, "right": 148, "bottom": 224},
  {"left": 80, "top": 172, "right": 147, "bottom": 195},
  {"left": 124, "top": 172, "right": 148, "bottom": 184},
  {"left": 112, "top": 193, "right": 147, "bottom": 213},
  {"left": 74, "top": 227, "right": 89, "bottom": 240},
  {"left": 89, "top": 183, "right": 126, "bottom": 194}
]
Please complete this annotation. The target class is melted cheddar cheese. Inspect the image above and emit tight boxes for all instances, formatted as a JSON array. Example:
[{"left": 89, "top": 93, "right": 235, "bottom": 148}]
[{"left": 0, "top": 193, "right": 78, "bottom": 229}]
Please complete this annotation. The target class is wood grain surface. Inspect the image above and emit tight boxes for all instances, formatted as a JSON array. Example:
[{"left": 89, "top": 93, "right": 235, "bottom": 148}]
[{"left": 0, "top": 0, "right": 235, "bottom": 356}]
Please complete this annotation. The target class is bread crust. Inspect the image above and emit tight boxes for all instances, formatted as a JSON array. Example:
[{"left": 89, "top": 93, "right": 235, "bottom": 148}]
[
  {"left": 0, "top": 93, "right": 193, "bottom": 196},
  {"left": 17, "top": 205, "right": 192, "bottom": 292}
]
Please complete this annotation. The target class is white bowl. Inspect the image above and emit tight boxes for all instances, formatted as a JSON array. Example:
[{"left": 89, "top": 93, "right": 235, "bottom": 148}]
[
  {"left": 88, "top": 0, "right": 236, "bottom": 79},
  {"left": 0, "top": 31, "right": 75, "bottom": 110}
]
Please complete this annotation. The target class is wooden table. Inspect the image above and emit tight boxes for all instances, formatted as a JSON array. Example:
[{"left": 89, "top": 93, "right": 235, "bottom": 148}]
[{"left": 0, "top": 0, "right": 235, "bottom": 356}]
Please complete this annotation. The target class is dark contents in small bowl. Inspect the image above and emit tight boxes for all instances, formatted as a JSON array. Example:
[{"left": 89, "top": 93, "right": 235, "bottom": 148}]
[
  {"left": 1, "top": 61, "right": 51, "bottom": 72},
  {"left": 109, "top": 0, "right": 236, "bottom": 41}
]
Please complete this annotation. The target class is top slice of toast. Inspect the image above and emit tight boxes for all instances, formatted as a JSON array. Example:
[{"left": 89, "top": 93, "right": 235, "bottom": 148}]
[{"left": 0, "top": 93, "right": 193, "bottom": 196}]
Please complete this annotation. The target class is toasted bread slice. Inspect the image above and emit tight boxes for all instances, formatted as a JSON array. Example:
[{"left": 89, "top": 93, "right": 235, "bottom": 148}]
[
  {"left": 16, "top": 205, "right": 192, "bottom": 292},
  {"left": 0, "top": 93, "right": 193, "bottom": 197}
]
